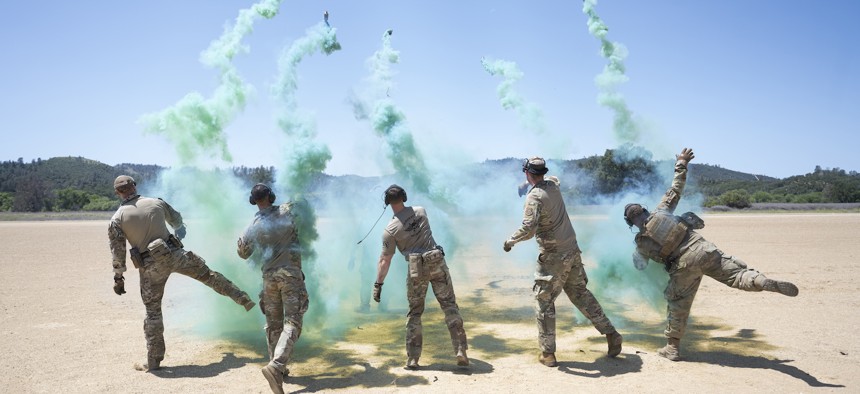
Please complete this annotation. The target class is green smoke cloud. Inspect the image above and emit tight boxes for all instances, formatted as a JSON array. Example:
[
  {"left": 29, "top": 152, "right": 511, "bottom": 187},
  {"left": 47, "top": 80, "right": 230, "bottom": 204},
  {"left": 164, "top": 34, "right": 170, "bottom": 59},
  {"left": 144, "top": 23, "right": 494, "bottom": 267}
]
[
  {"left": 140, "top": 0, "right": 284, "bottom": 166},
  {"left": 351, "top": 32, "right": 451, "bottom": 208},
  {"left": 582, "top": 0, "right": 640, "bottom": 145},
  {"left": 269, "top": 21, "right": 341, "bottom": 331},
  {"left": 481, "top": 57, "right": 547, "bottom": 135},
  {"left": 135, "top": 0, "right": 285, "bottom": 343}
]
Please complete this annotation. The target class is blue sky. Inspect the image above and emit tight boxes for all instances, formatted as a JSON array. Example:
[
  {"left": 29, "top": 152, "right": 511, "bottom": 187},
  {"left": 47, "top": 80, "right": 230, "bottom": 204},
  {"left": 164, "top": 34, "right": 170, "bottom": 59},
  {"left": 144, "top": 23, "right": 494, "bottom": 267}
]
[{"left": 1, "top": 1, "right": 857, "bottom": 178}]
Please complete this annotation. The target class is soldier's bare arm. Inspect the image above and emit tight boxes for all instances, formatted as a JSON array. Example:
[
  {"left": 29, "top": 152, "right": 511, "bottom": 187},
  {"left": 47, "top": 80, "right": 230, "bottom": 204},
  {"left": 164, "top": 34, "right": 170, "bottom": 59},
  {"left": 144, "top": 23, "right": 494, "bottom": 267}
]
[{"left": 656, "top": 148, "right": 694, "bottom": 213}]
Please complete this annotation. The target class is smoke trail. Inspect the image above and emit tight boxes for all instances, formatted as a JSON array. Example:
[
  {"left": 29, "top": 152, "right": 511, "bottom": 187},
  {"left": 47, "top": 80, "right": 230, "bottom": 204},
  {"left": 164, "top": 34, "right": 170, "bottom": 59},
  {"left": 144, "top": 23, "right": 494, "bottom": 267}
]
[
  {"left": 133, "top": 0, "right": 285, "bottom": 343},
  {"left": 269, "top": 21, "right": 341, "bottom": 331},
  {"left": 582, "top": 0, "right": 640, "bottom": 146},
  {"left": 481, "top": 57, "right": 547, "bottom": 136},
  {"left": 350, "top": 31, "right": 453, "bottom": 209},
  {"left": 139, "top": 0, "right": 283, "bottom": 166}
]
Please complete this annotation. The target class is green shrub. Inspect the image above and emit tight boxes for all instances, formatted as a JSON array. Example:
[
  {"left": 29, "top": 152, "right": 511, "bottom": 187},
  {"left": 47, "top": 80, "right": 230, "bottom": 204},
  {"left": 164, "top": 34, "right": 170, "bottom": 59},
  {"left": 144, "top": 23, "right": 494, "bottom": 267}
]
[
  {"left": 720, "top": 189, "right": 752, "bottom": 209},
  {"left": 83, "top": 196, "right": 119, "bottom": 211}
]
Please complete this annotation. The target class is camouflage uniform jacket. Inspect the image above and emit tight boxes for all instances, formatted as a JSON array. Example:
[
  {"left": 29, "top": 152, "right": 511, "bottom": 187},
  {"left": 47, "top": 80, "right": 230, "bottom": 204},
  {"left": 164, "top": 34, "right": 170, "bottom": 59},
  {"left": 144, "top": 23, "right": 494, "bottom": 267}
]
[
  {"left": 634, "top": 159, "right": 700, "bottom": 265},
  {"left": 507, "top": 177, "right": 579, "bottom": 254},
  {"left": 382, "top": 206, "right": 438, "bottom": 259},
  {"left": 238, "top": 202, "right": 303, "bottom": 278},
  {"left": 108, "top": 195, "right": 184, "bottom": 274}
]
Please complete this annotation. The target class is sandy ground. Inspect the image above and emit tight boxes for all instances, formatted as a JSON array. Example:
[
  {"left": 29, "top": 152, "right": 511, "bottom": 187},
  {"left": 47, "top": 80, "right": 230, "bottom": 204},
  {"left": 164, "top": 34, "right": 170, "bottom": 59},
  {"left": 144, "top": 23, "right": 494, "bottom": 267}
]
[{"left": 1, "top": 213, "right": 857, "bottom": 393}]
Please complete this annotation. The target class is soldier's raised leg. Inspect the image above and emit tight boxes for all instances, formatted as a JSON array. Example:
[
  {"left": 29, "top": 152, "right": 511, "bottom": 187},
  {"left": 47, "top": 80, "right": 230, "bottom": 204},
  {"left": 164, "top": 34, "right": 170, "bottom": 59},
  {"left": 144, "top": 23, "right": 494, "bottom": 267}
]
[{"left": 175, "top": 250, "right": 255, "bottom": 310}]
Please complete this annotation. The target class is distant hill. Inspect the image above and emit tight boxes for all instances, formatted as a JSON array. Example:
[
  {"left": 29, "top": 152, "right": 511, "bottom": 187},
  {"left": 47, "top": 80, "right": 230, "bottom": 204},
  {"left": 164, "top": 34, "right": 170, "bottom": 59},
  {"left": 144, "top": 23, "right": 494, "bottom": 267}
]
[{"left": 1, "top": 152, "right": 858, "bottom": 212}]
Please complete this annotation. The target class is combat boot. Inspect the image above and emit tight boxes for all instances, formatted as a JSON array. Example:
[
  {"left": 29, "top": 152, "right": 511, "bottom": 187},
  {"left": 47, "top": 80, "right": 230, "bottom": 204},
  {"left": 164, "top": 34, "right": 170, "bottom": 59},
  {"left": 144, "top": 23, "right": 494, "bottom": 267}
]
[
  {"left": 657, "top": 338, "right": 681, "bottom": 361},
  {"left": 237, "top": 294, "right": 256, "bottom": 311},
  {"left": 145, "top": 355, "right": 161, "bottom": 372},
  {"left": 606, "top": 330, "right": 623, "bottom": 358},
  {"left": 261, "top": 364, "right": 285, "bottom": 394},
  {"left": 539, "top": 352, "right": 558, "bottom": 367},
  {"left": 760, "top": 278, "right": 799, "bottom": 297},
  {"left": 405, "top": 358, "right": 419, "bottom": 370},
  {"left": 456, "top": 347, "right": 469, "bottom": 367}
]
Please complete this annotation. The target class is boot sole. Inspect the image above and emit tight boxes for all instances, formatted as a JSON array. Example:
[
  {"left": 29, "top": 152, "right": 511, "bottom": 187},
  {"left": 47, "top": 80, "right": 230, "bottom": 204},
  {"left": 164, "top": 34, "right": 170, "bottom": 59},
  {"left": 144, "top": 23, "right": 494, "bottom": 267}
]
[{"left": 261, "top": 366, "right": 285, "bottom": 394}]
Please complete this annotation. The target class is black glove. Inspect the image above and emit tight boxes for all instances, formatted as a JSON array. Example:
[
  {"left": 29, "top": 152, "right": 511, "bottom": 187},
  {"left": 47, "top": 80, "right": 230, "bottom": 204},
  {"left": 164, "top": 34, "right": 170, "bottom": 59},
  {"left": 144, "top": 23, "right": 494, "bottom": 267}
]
[
  {"left": 175, "top": 224, "right": 186, "bottom": 240},
  {"left": 372, "top": 282, "right": 383, "bottom": 303},
  {"left": 113, "top": 274, "right": 126, "bottom": 295},
  {"left": 503, "top": 240, "right": 513, "bottom": 252}
]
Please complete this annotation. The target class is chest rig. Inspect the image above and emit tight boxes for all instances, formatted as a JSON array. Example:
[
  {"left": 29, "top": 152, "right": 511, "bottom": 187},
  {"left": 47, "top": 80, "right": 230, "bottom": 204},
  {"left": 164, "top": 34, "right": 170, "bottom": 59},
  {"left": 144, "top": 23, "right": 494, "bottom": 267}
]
[{"left": 641, "top": 212, "right": 689, "bottom": 261}]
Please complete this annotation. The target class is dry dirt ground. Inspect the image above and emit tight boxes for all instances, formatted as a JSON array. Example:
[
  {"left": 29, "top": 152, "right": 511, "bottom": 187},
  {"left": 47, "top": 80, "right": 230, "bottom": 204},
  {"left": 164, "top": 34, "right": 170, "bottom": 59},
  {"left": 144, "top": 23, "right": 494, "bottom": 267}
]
[{"left": 1, "top": 213, "right": 858, "bottom": 393}]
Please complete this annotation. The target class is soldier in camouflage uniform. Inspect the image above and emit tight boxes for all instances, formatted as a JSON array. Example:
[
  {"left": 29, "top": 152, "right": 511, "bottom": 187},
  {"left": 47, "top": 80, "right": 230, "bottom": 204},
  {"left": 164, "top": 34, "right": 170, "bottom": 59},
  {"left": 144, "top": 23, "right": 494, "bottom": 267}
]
[
  {"left": 624, "top": 148, "right": 799, "bottom": 361},
  {"left": 504, "top": 157, "right": 623, "bottom": 367},
  {"left": 237, "top": 184, "right": 308, "bottom": 394},
  {"left": 108, "top": 175, "right": 255, "bottom": 372},
  {"left": 373, "top": 185, "right": 469, "bottom": 370}
]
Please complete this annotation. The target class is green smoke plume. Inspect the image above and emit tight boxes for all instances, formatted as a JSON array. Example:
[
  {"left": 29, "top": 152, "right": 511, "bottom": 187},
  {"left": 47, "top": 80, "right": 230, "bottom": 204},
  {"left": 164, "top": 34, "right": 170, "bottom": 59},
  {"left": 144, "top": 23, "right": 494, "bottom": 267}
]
[
  {"left": 135, "top": 0, "right": 285, "bottom": 343},
  {"left": 582, "top": 0, "right": 640, "bottom": 145},
  {"left": 140, "top": 0, "right": 284, "bottom": 166},
  {"left": 351, "top": 31, "right": 451, "bottom": 208},
  {"left": 269, "top": 21, "right": 341, "bottom": 331},
  {"left": 271, "top": 21, "right": 341, "bottom": 259},
  {"left": 481, "top": 57, "right": 547, "bottom": 135}
]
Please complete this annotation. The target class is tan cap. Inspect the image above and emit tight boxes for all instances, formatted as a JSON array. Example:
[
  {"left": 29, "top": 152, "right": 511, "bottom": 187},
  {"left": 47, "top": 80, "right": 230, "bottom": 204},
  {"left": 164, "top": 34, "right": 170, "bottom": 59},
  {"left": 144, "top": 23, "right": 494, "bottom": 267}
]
[
  {"left": 522, "top": 157, "right": 549, "bottom": 175},
  {"left": 114, "top": 175, "right": 136, "bottom": 189}
]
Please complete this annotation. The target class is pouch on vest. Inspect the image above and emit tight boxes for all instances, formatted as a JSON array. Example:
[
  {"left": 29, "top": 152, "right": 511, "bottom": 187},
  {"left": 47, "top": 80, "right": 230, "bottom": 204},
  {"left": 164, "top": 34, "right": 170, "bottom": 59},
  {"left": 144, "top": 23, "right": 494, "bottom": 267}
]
[
  {"left": 421, "top": 248, "right": 445, "bottom": 275},
  {"left": 129, "top": 247, "right": 144, "bottom": 269},
  {"left": 408, "top": 253, "right": 423, "bottom": 279},
  {"left": 147, "top": 238, "right": 172, "bottom": 264},
  {"left": 680, "top": 212, "right": 705, "bottom": 229}
]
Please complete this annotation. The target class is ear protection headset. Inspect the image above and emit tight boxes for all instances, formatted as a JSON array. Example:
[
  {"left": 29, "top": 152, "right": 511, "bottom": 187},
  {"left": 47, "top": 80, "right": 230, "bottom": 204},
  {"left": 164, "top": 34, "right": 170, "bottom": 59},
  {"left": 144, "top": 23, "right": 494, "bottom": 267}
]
[
  {"left": 623, "top": 203, "right": 648, "bottom": 226},
  {"left": 384, "top": 184, "right": 407, "bottom": 206},
  {"left": 249, "top": 184, "right": 276, "bottom": 205}
]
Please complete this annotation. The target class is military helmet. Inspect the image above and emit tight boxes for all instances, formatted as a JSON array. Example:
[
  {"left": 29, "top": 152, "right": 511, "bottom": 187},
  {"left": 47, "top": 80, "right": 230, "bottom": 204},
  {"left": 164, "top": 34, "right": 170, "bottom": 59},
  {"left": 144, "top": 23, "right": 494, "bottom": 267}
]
[
  {"left": 623, "top": 203, "right": 648, "bottom": 226},
  {"left": 522, "top": 157, "right": 549, "bottom": 175},
  {"left": 113, "top": 175, "right": 136, "bottom": 189}
]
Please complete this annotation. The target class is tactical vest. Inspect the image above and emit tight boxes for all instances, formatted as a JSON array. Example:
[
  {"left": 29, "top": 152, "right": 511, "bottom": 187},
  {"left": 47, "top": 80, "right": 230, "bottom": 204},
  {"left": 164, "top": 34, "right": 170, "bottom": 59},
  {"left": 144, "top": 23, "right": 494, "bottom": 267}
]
[{"left": 641, "top": 212, "right": 689, "bottom": 261}]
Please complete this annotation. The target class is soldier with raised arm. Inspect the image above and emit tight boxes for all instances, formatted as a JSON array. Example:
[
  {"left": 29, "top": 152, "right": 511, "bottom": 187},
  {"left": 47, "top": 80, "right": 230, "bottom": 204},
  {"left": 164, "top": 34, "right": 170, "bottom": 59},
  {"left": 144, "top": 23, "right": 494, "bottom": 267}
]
[{"left": 623, "top": 148, "right": 798, "bottom": 361}]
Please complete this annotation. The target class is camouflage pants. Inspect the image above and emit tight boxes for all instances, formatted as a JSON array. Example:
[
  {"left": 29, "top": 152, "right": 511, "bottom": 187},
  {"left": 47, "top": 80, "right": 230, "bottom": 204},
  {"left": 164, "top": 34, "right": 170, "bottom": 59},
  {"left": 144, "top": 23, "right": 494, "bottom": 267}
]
[
  {"left": 139, "top": 248, "right": 250, "bottom": 363},
  {"left": 534, "top": 251, "right": 615, "bottom": 353},
  {"left": 261, "top": 269, "right": 309, "bottom": 373},
  {"left": 406, "top": 259, "right": 467, "bottom": 359},
  {"left": 664, "top": 238, "right": 765, "bottom": 339}
]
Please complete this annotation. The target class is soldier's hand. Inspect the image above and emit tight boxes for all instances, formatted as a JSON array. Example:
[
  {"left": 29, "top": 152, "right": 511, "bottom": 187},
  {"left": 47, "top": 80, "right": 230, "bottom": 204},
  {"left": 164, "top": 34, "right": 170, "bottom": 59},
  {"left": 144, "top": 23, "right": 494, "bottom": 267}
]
[
  {"left": 503, "top": 240, "right": 513, "bottom": 252},
  {"left": 113, "top": 274, "right": 126, "bottom": 295},
  {"left": 175, "top": 224, "right": 187, "bottom": 240},
  {"left": 676, "top": 148, "right": 695, "bottom": 163},
  {"left": 372, "top": 282, "right": 383, "bottom": 303},
  {"left": 633, "top": 253, "right": 648, "bottom": 271}
]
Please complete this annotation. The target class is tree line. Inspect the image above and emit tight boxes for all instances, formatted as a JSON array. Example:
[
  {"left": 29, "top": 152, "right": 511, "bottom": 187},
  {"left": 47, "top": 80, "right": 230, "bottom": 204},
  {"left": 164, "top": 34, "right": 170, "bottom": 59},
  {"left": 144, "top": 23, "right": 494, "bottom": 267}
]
[{"left": 1, "top": 153, "right": 858, "bottom": 212}]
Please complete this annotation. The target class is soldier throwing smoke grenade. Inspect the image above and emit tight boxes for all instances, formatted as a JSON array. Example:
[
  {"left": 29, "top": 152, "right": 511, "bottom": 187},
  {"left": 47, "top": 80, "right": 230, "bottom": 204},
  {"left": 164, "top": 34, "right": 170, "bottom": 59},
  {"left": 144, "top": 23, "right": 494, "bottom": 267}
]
[
  {"left": 623, "top": 147, "right": 799, "bottom": 361},
  {"left": 504, "top": 157, "right": 623, "bottom": 367},
  {"left": 373, "top": 184, "right": 469, "bottom": 370},
  {"left": 108, "top": 175, "right": 255, "bottom": 371},
  {"left": 237, "top": 184, "right": 309, "bottom": 394}
]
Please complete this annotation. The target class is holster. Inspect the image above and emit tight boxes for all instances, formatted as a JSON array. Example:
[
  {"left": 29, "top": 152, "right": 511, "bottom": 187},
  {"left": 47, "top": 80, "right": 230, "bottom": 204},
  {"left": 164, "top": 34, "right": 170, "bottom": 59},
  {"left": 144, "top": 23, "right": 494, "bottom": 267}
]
[{"left": 129, "top": 247, "right": 143, "bottom": 269}]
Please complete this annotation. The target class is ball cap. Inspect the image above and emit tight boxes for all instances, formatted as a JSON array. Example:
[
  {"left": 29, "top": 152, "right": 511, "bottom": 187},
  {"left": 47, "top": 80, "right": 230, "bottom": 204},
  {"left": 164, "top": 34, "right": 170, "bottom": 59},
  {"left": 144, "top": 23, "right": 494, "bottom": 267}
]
[
  {"left": 523, "top": 157, "right": 549, "bottom": 175},
  {"left": 114, "top": 175, "right": 136, "bottom": 189}
]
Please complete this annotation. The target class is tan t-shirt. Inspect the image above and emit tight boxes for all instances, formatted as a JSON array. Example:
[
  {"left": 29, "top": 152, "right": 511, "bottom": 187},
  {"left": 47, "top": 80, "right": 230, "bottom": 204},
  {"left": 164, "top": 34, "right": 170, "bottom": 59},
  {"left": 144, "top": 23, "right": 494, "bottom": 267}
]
[
  {"left": 108, "top": 195, "right": 183, "bottom": 273},
  {"left": 381, "top": 206, "right": 438, "bottom": 259}
]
